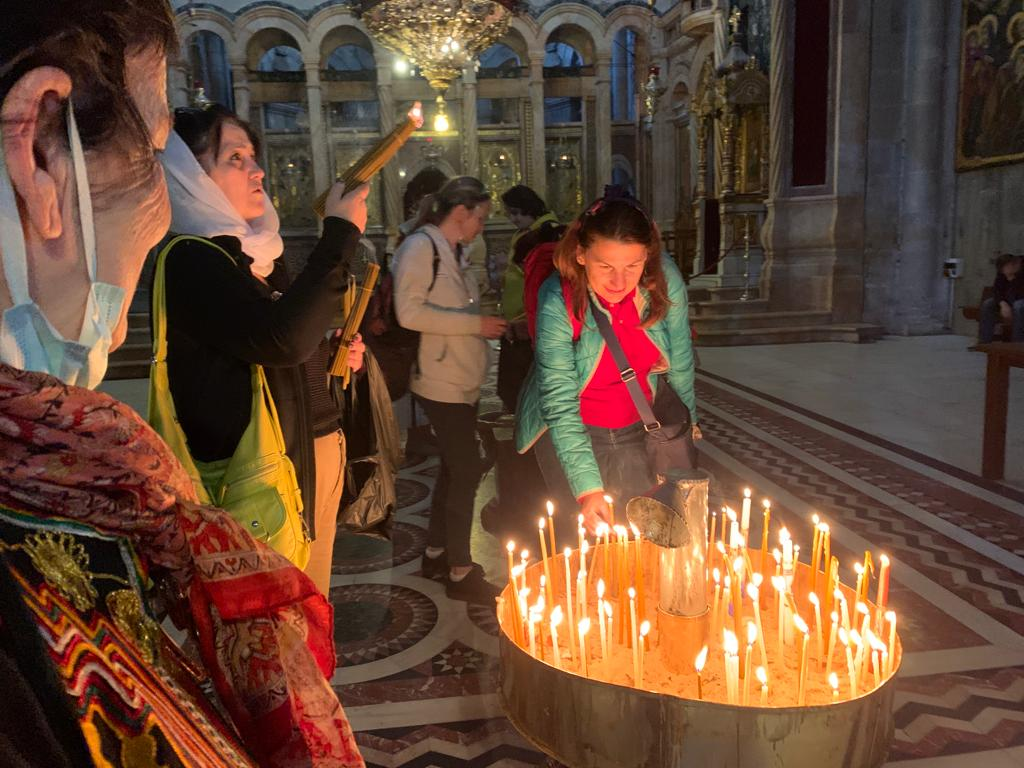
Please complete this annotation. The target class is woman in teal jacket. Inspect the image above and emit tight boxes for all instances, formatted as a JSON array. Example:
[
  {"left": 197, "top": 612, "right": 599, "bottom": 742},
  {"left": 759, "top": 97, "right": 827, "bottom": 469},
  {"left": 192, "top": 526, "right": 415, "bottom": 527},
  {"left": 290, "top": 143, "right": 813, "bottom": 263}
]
[{"left": 515, "top": 191, "right": 699, "bottom": 533}]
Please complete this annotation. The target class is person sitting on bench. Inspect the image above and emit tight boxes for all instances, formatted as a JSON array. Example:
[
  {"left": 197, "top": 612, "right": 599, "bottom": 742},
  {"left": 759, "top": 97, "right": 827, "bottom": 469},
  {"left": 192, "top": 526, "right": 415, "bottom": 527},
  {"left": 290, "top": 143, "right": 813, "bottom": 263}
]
[{"left": 980, "top": 253, "right": 1024, "bottom": 342}]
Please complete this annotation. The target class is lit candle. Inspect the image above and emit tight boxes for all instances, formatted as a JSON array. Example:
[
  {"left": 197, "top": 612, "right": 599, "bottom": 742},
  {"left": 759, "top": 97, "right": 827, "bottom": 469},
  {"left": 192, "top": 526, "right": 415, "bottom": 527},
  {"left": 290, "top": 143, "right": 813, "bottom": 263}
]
[
  {"left": 731, "top": 556, "right": 744, "bottom": 655},
  {"left": 577, "top": 516, "right": 585, "bottom": 555},
  {"left": 741, "top": 488, "right": 752, "bottom": 540},
  {"left": 535, "top": 593, "right": 546, "bottom": 661},
  {"left": 721, "top": 574, "right": 732, "bottom": 643},
  {"left": 773, "top": 548, "right": 782, "bottom": 577},
  {"left": 629, "top": 587, "right": 639, "bottom": 684},
  {"left": 760, "top": 499, "right": 771, "bottom": 579},
  {"left": 860, "top": 551, "right": 873, "bottom": 604},
  {"left": 631, "top": 522, "right": 646, "bottom": 621},
  {"left": 604, "top": 495, "right": 615, "bottom": 524},
  {"left": 506, "top": 540, "right": 517, "bottom": 586},
  {"left": 518, "top": 588, "right": 531, "bottom": 650},
  {"left": 520, "top": 549, "right": 530, "bottom": 592},
  {"left": 743, "top": 621, "right": 756, "bottom": 705},
  {"left": 597, "top": 580, "right": 608, "bottom": 660},
  {"left": 810, "top": 515, "right": 821, "bottom": 596},
  {"left": 695, "top": 645, "right": 708, "bottom": 700},
  {"left": 506, "top": 541, "right": 522, "bottom": 645},
  {"left": 756, "top": 665, "right": 768, "bottom": 706},
  {"left": 546, "top": 501, "right": 557, "bottom": 564},
  {"left": 709, "top": 510, "right": 718, "bottom": 575},
  {"left": 563, "top": 547, "right": 576, "bottom": 660},
  {"left": 836, "top": 588, "right": 850, "bottom": 632},
  {"left": 772, "top": 575, "right": 786, "bottom": 661},
  {"left": 871, "top": 647, "right": 881, "bottom": 690},
  {"left": 577, "top": 568, "right": 587, "bottom": 623},
  {"left": 885, "top": 610, "right": 897, "bottom": 677},
  {"left": 856, "top": 602, "right": 871, "bottom": 645},
  {"left": 538, "top": 518, "right": 554, "bottom": 608},
  {"left": 829, "top": 671, "right": 839, "bottom": 702},
  {"left": 850, "top": 629, "right": 864, "bottom": 688},
  {"left": 550, "top": 606, "right": 563, "bottom": 670},
  {"left": 841, "top": 629, "right": 856, "bottom": 696},
  {"left": 578, "top": 617, "right": 591, "bottom": 678},
  {"left": 638, "top": 620, "right": 650, "bottom": 688},
  {"left": 809, "top": 592, "right": 823, "bottom": 665},
  {"left": 527, "top": 608, "right": 538, "bottom": 658},
  {"left": 711, "top": 569, "right": 722, "bottom": 638},
  {"left": 724, "top": 630, "right": 740, "bottom": 705},
  {"left": 853, "top": 563, "right": 864, "bottom": 607},
  {"left": 794, "top": 614, "right": 810, "bottom": 706},
  {"left": 821, "top": 525, "right": 831, "bottom": 612},
  {"left": 617, "top": 526, "right": 629, "bottom": 644},
  {"left": 746, "top": 583, "right": 768, "bottom": 666},
  {"left": 825, "top": 611, "right": 839, "bottom": 678},
  {"left": 876, "top": 554, "right": 891, "bottom": 612},
  {"left": 604, "top": 601, "right": 613, "bottom": 665},
  {"left": 720, "top": 507, "right": 728, "bottom": 546},
  {"left": 598, "top": 522, "right": 610, "bottom": 583},
  {"left": 780, "top": 528, "right": 793, "bottom": 576}
]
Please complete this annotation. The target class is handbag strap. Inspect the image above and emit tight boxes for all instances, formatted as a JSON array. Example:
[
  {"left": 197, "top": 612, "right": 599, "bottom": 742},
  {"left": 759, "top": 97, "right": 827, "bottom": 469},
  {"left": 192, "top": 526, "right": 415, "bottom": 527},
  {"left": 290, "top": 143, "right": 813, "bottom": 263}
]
[{"left": 587, "top": 296, "right": 662, "bottom": 433}]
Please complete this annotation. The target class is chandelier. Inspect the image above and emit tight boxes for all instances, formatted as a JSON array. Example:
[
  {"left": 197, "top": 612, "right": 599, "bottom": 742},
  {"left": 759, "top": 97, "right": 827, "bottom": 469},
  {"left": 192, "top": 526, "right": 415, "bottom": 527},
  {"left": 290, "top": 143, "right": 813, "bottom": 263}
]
[{"left": 362, "top": 0, "right": 515, "bottom": 98}]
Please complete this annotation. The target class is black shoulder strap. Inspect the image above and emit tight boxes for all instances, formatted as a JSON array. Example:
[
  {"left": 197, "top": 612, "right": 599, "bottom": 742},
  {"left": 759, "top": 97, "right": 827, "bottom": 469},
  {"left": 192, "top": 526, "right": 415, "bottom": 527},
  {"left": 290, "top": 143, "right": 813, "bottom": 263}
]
[
  {"left": 417, "top": 232, "right": 441, "bottom": 292},
  {"left": 588, "top": 296, "right": 661, "bottom": 431}
]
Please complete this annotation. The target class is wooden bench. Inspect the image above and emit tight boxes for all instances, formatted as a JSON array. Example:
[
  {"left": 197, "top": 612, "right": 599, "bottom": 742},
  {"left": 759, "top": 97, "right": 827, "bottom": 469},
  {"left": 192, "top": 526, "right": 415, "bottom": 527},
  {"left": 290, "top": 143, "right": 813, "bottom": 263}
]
[{"left": 975, "top": 342, "right": 1024, "bottom": 480}]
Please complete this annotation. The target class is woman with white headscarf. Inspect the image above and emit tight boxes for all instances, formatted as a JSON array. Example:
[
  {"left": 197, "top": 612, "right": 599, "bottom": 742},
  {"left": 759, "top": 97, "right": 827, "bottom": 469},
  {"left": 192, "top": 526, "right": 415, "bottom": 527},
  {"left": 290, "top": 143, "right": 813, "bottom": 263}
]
[{"left": 157, "top": 104, "right": 369, "bottom": 596}]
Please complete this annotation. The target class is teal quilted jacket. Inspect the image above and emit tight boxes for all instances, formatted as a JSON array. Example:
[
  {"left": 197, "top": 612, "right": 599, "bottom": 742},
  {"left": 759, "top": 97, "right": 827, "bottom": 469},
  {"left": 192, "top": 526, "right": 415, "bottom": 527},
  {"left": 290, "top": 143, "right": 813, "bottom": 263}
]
[{"left": 515, "top": 256, "right": 697, "bottom": 500}]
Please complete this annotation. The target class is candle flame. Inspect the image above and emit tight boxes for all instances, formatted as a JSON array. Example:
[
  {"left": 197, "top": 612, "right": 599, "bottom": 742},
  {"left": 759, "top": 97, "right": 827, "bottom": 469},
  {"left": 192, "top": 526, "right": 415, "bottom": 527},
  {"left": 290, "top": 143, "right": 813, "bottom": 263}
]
[
  {"left": 821, "top": 523, "right": 830, "bottom": 534},
  {"left": 578, "top": 513, "right": 584, "bottom": 525},
  {"left": 839, "top": 627, "right": 849, "bottom": 646},
  {"left": 793, "top": 615, "right": 809, "bottom": 634},
  {"left": 603, "top": 494, "right": 614, "bottom": 505},
  {"left": 885, "top": 610, "right": 896, "bottom": 625},
  {"left": 850, "top": 629, "right": 862, "bottom": 647},
  {"left": 779, "top": 527, "right": 790, "bottom": 543},
  {"left": 829, "top": 672, "right": 839, "bottom": 691},
  {"left": 747, "top": 621, "right": 757, "bottom": 645},
  {"left": 640, "top": 620, "right": 650, "bottom": 637},
  {"left": 723, "top": 575, "right": 731, "bottom": 588},
  {"left": 630, "top": 522, "right": 640, "bottom": 538},
  {"left": 614, "top": 524, "right": 628, "bottom": 538},
  {"left": 773, "top": 549, "right": 781, "bottom": 563},
  {"left": 830, "top": 611, "right": 839, "bottom": 623},
  {"left": 717, "top": 541, "right": 727, "bottom": 555},
  {"left": 762, "top": 499, "right": 771, "bottom": 509},
  {"left": 695, "top": 645, "right": 708, "bottom": 672},
  {"left": 581, "top": 540, "right": 590, "bottom": 556},
  {"left": 579, "top": 617, "right": 591, "bottom": 635},
  {"left": 546, "top": 500, "right": 554, "bottom": 516},
  {"left": 511, "top": 564, "right": 524, "bottom": 578},
  {"left": 506, "top": 540, "right": 515, "bottom": 553},
  {"left": 724, "top": 629, "right": 739, "bottom": 655},
  {"left": 880, "top": 553, "right": 890, "bottom": 567},
  {"left": 597, "top": 522, "right": 609, "bottom": 537},
  {"left": 756, "top": 666, "right": 767, "bottom": 685},
  {"left": 563, "top": 547, "right": 572, "bottom": 559},
  {"left": 854, "top": 562, "right": 864, "bottom": 575},
  {"left": 540, "top": 575, "right": 546, "bottom": 588},
  {"left": 597, "top": 579, "right": 605, "bottom": 599},
  {"left": 834, "top": 588, "right": 844, "bottom": 602},
  {"left": 726, "top": 507, "right": 737, "bottom": 522},
  {"left": 713, "top": 568, "right": 721, "bottom": 585},
  {"left": 812, "top": 513, "right": 820, "bottom": 525},
  {"left": 551, "top": 605, "right": 563, "bottom": 625},
  {"left": 520, "top": 549, "right": 529, "bottom": 561},
  {"left": 538, "top": 517, "right": 546, "bottom": 530},
  {"left": 744, "top": 488, "right": 751, "bottom": 498},
  {"left": 604, "top": 602, "right": 613, "bottom": 618},
  {"left": 733, "top": 556, "right": 744, "bottom": 574},
  {"left": 751, "top": 572, "right": 763, "bottom": 587},
  {"left": 628, "top": 587, "right": 636, "bottom": 599},
  {"left": 771, "top": 575, "right": 786, "bottom": 591},
  {"left": 856, "top": 601, "right": 870, "bottom": 616},
  {"left": 809, "top": 592, "right": 819, "bottom": 607},
  {"left": 746, "top": 583, "right": 759, "bottom": 601}
]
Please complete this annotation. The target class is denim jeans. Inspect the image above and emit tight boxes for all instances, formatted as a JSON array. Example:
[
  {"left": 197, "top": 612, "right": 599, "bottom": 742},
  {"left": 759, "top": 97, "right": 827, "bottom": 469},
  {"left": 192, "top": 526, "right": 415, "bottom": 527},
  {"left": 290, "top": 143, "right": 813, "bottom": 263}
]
[
  {"left": 979, "top": 297, "right": 1024, "bottom": 342},
  {"left": 535, "top": 421, "right": 656, "bottom": 546}
]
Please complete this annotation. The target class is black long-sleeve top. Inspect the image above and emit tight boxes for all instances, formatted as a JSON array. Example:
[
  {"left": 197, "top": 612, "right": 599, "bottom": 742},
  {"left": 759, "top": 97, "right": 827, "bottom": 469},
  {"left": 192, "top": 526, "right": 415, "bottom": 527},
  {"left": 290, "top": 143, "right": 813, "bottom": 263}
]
[
  {"left": 161, "top": 216, "right": 361, "bottom": 532},
  {"left": 992, "top": 272, "right": 1024, "bottom": 306}
]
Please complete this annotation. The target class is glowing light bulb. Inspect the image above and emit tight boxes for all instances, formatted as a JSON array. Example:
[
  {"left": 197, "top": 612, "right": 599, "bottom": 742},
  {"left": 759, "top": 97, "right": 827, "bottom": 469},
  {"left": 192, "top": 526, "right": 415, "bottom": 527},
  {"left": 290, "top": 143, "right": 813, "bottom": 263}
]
[
  {"left": 394, "top": 58, "right": 408, "bottom": 75},
  {"left": 433, "top": 111, "right": 450, "bottom": 132}
]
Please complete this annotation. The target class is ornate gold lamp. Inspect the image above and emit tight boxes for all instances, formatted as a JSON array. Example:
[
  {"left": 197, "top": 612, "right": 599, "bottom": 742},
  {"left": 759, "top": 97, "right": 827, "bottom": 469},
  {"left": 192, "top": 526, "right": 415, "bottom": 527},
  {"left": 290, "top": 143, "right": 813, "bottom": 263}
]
[{"left": 362, "top": 0, "right": 516, "bottom": 129}]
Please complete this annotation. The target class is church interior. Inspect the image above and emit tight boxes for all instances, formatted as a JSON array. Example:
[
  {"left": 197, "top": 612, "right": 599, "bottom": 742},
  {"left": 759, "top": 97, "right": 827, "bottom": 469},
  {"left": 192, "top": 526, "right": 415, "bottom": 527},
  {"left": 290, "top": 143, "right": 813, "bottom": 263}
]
[{"left": 69, "top": 0, "right": 1024, "bottom": 764}]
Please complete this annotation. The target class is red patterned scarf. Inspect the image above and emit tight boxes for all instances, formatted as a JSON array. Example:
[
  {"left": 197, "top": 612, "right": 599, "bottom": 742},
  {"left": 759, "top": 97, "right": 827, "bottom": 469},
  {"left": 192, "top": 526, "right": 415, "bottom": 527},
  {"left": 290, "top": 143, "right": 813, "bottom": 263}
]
[{"left": 0, "top": 364, "right": 364, "bottom": 768}]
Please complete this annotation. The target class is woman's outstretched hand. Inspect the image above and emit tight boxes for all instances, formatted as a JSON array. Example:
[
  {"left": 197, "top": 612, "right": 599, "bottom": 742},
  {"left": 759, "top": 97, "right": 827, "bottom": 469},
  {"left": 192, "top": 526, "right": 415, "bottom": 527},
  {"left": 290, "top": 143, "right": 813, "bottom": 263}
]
[
  {"left": 324, "top": 182, "right": 370, "bottom": 233},
  {"left": 579, "top": 491, "right": 613, "bottom": 534}
]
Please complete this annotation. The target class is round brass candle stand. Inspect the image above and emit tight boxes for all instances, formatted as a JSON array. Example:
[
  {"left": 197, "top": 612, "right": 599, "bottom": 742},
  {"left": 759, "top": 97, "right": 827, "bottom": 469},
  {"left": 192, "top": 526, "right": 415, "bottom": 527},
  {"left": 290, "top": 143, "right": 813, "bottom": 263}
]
[{"left": 498, "top": 559, "right": 900, "bottom": 768}]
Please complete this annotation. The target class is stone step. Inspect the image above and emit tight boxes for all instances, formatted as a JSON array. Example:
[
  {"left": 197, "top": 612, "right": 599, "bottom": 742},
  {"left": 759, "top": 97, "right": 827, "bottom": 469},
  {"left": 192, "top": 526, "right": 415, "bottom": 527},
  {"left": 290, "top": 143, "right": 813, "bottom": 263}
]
[
  {"left": 686, "top": 285, "right": 761, "bottom": 303},
  {"left": 694, "top": 323, "right": 885, "bottom": 347},
  {"left": 692, "top": 310, "right": 833, "bottom": 332},
  {"left": 690, "top": 298, "right": 770, "bottom": 316}
]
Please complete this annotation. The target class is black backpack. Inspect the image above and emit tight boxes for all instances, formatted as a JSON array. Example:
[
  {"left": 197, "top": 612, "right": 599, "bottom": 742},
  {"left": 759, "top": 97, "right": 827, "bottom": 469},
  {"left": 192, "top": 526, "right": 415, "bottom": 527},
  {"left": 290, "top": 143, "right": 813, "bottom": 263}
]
[{"left": 362, "top": 233, "right": 440, "bottom": 401}]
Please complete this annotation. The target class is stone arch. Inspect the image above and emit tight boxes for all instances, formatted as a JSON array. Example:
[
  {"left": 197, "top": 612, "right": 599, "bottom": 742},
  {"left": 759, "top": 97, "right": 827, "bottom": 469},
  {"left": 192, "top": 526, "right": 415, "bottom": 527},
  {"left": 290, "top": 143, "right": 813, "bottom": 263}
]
[
  {"left": 605, "top": 6, "right": 656, "bottom": 47},
  {"left": 182, "top": 29, "right": 233, "bottom": 107},
  {"left": 176, "top": 10, "right": 236, "bottom": 62},
  {"left": 309, "top": 7, "right": 388, "bottom": 63},
  {"left": 537, "top": 4, "right": 607, "bottom": 59},
  {"left": 317, "top": 25, "right": 377, "bottom": 71},
  {"left": 235, "top": 7, "right": 311, "bottom": 69},
  {"left": 487, "top": 26, "right": 530, "bottom": 67},
  {"left": 687, "top": 33, "right": 717, "bottom": 98}
]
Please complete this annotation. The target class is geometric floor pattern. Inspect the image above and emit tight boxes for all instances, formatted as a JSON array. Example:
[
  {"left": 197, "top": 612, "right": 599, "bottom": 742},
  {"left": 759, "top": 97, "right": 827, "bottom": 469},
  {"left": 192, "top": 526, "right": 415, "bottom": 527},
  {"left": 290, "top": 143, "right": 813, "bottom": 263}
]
[{"left": 330, "top": 368, "right": 1024, "bottom": 767}]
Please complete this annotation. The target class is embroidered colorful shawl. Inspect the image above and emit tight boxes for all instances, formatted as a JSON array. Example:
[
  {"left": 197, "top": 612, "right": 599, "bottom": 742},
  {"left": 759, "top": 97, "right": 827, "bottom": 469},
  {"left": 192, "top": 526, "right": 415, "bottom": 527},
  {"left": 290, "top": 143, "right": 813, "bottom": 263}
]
[{"left": 0, "top": 364, "right": 364, "bottom": 768}]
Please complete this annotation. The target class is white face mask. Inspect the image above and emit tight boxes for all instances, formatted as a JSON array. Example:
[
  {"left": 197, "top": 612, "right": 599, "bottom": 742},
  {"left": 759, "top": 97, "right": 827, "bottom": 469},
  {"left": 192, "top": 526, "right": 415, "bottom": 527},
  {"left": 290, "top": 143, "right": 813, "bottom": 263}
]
[{"left": 0, "top": 106, "right": 126, "bottom": 389}]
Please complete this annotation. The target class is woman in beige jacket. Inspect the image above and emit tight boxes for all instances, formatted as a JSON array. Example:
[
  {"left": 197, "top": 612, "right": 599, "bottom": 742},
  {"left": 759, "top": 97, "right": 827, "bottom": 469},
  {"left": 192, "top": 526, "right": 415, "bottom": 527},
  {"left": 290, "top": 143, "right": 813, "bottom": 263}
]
[{"left": 393, "top": 177, "right": 507, "bottom": 604}]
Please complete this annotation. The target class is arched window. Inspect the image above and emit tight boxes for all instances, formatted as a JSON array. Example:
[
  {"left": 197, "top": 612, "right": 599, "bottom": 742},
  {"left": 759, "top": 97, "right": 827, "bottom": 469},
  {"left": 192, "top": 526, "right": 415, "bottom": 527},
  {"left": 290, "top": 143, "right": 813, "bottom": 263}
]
[
  {"left": 478, "top": 43, "right": 521, "bottom": 78},
  {"left": 611, "top": 28, "right": 637, "bottom": 122},
  {"left": 544, "top": 41, "right": 584, "bottom": 74},
  {"left": 188, "top": 31, "right": 233, "bottom": 109},
  {"left": 326, "top": 44, "right": 376, "bottom": 81},
  {"left": 258, "top": 46, "right": 303, "bottom": 73}
]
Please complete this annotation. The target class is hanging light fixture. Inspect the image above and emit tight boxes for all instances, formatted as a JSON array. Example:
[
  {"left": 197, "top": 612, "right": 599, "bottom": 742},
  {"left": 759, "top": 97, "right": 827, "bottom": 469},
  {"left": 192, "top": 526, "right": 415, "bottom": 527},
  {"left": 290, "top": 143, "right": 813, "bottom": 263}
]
[{"left": 362, "top": 0, "right": 517, "bottom": 127}]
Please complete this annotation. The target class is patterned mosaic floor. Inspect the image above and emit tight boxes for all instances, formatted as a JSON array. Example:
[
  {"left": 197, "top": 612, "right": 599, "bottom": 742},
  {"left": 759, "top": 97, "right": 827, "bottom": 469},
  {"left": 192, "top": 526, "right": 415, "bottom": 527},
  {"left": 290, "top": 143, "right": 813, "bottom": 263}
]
[{"left": 329, "top": 368, "right": 1024, "bottom": 768}]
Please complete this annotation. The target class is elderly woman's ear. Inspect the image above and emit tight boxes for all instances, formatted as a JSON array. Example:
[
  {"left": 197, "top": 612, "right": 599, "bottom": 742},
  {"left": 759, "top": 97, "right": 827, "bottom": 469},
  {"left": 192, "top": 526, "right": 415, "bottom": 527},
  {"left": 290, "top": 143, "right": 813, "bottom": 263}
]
[{"left": 1, "top": 66, "right": 74, "bottom": 241}]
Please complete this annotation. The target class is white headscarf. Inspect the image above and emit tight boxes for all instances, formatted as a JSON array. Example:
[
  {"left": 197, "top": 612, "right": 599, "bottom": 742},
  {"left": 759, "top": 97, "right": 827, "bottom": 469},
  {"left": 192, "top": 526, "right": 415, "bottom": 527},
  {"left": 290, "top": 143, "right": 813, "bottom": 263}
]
[{"left": 160, "top": 130, "right": 283, "bottom": 278}]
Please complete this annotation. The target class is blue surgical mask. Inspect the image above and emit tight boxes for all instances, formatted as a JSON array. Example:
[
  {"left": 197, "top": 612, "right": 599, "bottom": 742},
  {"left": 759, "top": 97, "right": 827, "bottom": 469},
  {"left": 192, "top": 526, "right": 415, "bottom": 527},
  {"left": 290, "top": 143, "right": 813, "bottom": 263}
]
[{"left": 0, "top": 105, "right": 126, "bottom": 389}]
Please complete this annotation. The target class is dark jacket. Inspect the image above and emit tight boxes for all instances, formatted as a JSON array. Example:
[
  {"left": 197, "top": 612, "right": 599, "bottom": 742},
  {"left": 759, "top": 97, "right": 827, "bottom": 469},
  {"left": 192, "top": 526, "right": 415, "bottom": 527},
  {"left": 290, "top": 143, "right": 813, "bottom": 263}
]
[
  {"left": 992, "top": 272, "right": 1024, "bottom": 306},
  {"left": 161, "top": 216, "right": 361, "bottom": 535}
]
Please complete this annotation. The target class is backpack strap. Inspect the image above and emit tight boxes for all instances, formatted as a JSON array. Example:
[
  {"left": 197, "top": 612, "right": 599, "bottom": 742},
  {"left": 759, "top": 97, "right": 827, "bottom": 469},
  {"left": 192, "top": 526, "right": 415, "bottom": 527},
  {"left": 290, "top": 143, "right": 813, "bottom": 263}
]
[{"left": 422, "top": 232, "right": 440, "bottom": 292}]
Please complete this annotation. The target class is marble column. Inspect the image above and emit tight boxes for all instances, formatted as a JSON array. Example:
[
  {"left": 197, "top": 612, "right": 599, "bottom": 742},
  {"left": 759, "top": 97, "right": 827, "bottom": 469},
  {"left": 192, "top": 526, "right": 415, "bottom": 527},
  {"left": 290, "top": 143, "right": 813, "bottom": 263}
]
[
  {"left": 527, "top": 52, "right": 547, "bottom": 199},
  {"left": 376, "top": 65, "right": 402, "bottom": 242},
  {"left": 231, "top": 63, "right": 251, "bottom": 122},
  {"left": 461, "top": 66, "right": 480, "bottom": 178},
  {"left": 304, "top": 63, "right": 330, "bottom": 200},
  {"left": 594, "top": 53, "right": 613, "bottom": 192}
]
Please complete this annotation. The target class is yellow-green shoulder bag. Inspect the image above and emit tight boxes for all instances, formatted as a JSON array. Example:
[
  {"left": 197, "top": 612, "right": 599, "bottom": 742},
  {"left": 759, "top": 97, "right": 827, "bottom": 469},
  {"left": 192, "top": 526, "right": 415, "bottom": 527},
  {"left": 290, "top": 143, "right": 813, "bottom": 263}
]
[{"left": 147, "top": 236, "right": 310, "bottom": 568}]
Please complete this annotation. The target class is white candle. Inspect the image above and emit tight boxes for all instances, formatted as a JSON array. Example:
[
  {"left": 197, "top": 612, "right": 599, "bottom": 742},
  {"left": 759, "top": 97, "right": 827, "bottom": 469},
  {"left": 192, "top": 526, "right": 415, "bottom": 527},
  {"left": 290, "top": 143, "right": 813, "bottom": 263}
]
[
  {"left": 527, "top": 609, "right": 538, "bottom": 658},
  {"left": 638, "top": 620, "right": 650, "bottom": 688},
  {"left": 597, "top": 580, "right": 608, "bottom": 660},
  {"left": 550, "top": 606, "right": 563, "bottom": 670},
  {"left": 829, "top": 671, "right": 839, "bottom": 702},
  {"left": 854, "top": 562, "right": 864, "bottom": 605},
  {"left": 850, "top": 629, "right": 865, "bottom": 687},
  {"left": 885, "top": 610, "right": 897, "bottom": 677},
  {"left": 695, "top": 645, "right": 708, "bottom": 700},
  {"left": 794, "top": 614, "right": 810, "bottom": 706},
  {"left": 577, "top": 569, "right": 587, "bottom": 623},
  {"left": 604, "top": 602, "right": 613, "bottom": 663},
  {"left": 563, "top": 547, "right": 576, "bottom": 660},
  {"left": 746, "top": 583, "right": 768, "bottom": 666},
  {"left": 825, "top": 611, "right": 839, "bottom": 678},
  {"left": 741, "top": 488, "right": 752, "bottom": 539},
  {"left": 756, "top": 665, "right": 768, "bottom": 706},
  {"left": 724, "top": 630, "right": 740, "bottom": 705},
  {"left": 809, "top": 592, "right": 823, "bottom": 665},
  {"left": 711, "top": 569, "right": 721, "bottom": 638},
  {"left": 578, "top": 617, "right": 591, "bottom": 677},
  {"left": 629, "top": 588, "right": 639, "bottom": 685},
  {"left": 744, "top": 621, "right": 756, "bottom": 705},
  {"left": 836, "top": 589, "right": 851, "bottom": 632},
  {"left": 772, "top": 575, "right": 786, "bottom": 661}
]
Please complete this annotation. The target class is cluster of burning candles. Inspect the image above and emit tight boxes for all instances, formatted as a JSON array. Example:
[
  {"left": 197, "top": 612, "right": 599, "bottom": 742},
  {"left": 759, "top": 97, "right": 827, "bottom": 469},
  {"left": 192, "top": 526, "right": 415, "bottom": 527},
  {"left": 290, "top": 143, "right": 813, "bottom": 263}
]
[{"left": 498, "top": 491, "right": 900, "bottom": 707}]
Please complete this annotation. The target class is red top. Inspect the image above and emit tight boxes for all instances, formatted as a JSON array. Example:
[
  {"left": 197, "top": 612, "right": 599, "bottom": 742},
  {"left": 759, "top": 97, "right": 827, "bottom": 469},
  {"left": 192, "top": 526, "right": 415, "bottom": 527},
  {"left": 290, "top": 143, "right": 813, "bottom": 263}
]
[{"left": 578, "top": 289, "right": 661, "bottom": 429}]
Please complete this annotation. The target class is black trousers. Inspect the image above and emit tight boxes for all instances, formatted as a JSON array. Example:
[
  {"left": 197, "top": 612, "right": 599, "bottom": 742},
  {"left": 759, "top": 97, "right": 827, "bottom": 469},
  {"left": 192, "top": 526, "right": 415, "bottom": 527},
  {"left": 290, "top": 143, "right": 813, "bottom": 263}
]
[{"left": 415, "top": 396, "right": 483, "bottom": 568}]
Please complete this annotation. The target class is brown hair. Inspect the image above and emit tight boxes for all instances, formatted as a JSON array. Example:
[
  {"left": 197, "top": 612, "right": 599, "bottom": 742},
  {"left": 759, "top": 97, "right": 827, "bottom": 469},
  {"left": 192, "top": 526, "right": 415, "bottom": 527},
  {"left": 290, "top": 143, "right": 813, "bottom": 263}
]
[
  {"left": 410, "top": 176, "right": 491, "bottom": 231},
  {"left": 0, "top": 1, "right": 177, "bottom": 199},
  {"left": 553, "top": 195, "right": 669, "bottom": 327},
  {"left": 174, "top": 104, "right": 261, "bottom": 162}
]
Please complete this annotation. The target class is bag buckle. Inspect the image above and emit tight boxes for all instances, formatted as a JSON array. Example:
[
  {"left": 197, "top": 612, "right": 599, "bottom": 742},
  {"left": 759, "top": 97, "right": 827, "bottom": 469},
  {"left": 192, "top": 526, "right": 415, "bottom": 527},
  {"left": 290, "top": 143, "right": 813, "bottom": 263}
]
[
  {"left": 644, "top": 420, "right": 662, "bottom": 433},
  {"left": 620, "top": 367, "right": 637, "bottom": 383}
]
